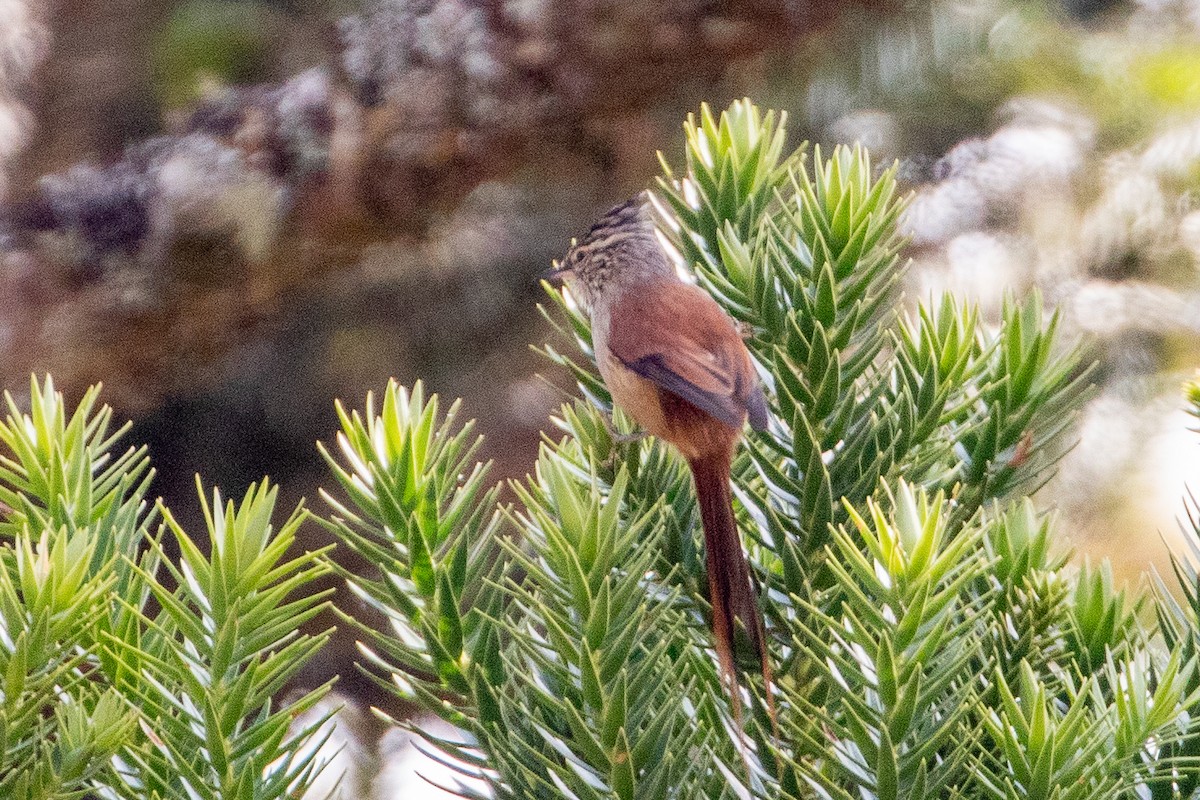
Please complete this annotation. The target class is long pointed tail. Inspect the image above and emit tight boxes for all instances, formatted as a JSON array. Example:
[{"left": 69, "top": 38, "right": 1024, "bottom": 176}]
[{"left": 689, "top": 451, "right": 774, "bottom": 729}]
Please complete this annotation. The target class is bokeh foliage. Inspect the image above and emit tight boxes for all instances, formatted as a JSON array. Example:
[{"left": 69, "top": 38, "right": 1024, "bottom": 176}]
[
  {"left": 319, "top": 100, "right": 1200, "bottom": 798},
  {"left": 3, "top": 99, "right": 1200, "bottom": 800},
  {"left": 0, "top": 378, "right": 335, "bottom": 800}
]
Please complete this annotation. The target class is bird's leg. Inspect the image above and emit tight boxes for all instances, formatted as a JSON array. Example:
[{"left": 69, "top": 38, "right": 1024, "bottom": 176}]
[
  {"left": 597, "top": 409, "right": 646, "bottom": 470},
  {"left": 602, "top": 408, "right": 647, "bottom": 445},
  {"left": 610, "top": 428, "right": 648, "bottom": 446}
]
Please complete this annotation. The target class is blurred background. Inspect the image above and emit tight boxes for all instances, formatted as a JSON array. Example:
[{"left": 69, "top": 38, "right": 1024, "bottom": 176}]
[{"left": 2, "top": 0, "right": 1200, "bottom": 794}]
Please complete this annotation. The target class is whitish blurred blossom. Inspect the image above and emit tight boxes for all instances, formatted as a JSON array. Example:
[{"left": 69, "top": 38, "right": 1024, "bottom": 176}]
[
  {"left": 889, "top": 52, "right": 1200, "bottom": 573},
  {"left": 828, "top": 109, "right": 902, "bottom": 159},
  {"left": 903, "top": 174, "right": 989, "bottom": 245},
  {"left": 1144, "top": 405, "right": 1200, "bottom": 559},
  {"left": 1070, "top": 280, "right": 1200, "bottom": 337},
  {"left": 1080, "top": 161, "right": 1169, "bottom": 275},
  {"left": 904, "top": 99, "right": 1092, "bottom": 247},
  {"left": 1056, "top": 393, "right": 1144, "bottom": 507},
  {"left": 0, "top": 0, "right": 47, "bottom": 201},
  {"left": 0, "top": 0, "right": 46, "bottom": 85},
  {"left": 1178, "top": 210, "right": 1200, "bottom": 263},
  {"left": 291, "top": 693, "right": 375, "bottom": 800},
  {"left": 1141, "top": 119, "right": 1200, "bottom": 178},
  {"left": 0, "top": 103, "right": 29, "bottom": 168},
  {"left": 913, "top": 232, "right": 1027, "bottom": 317},
  {"left": 151, "top": 134, "right": 286, "bottom": 263},
  {"left": 374, "top": 717, "right": 489, "bottom": 799},
  {"left": 1056, "top": 394, "right": 1200, "bottom": 576}
]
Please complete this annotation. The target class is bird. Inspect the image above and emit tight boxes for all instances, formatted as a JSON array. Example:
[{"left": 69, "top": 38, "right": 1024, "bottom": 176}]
[{"left": 546, "top": 192, "right": 774, "bottom": 730}]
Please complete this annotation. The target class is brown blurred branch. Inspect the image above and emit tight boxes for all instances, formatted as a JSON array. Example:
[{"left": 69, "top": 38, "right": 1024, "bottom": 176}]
[{"left": 0, "top": 0, "right": 882, "bottom": 410}]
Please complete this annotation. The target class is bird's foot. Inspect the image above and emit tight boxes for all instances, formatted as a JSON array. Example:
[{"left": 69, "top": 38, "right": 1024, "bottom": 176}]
[
  {"left": 610, "top": 429, "right": 648, "bottom": 446},
  {"left": 598, "top": 413, "right": 646, "bottom": 469},
  {"left": 601, "top": 412, "right": 646, "bottom": 445}
]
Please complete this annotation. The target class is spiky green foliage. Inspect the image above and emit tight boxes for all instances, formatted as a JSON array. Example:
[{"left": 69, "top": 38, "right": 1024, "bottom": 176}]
[
  {"left": 494, "top": 458, "right": 726, "bottom": 798},
  {"left": 6, "top": 98, "right": 1200, "bottom": 800},
  {"left": 1152, "top": 487, "right": 1200, "bottom": 800},
  {"left": 319, "top": 99, "right": 1200, "bottom": 800},
  {"left": 317, "top": 383, "right": 503, "bottom": 727},
  {"left": 0, "top": 378, "right": 336, "bottom": 799},
  {"left": 317, "top": 382, "right": 732, "bottom": 797},
  {"left": 783, "top": 483, "right": 988, "bottom": 799},
  {"left": 0, "top": 525, "right": 135, "bottom": 800},
  {"left": 110, "top": 481, "right": 335, "bottom": 800}
]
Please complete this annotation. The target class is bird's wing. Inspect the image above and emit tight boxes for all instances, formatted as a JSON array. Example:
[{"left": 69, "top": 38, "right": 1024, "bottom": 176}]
[{"left": 607, "top": 281, "right": 767, "bottom": 431}]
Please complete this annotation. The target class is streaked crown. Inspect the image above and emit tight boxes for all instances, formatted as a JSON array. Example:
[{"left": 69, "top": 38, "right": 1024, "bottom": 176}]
[
  {"left": 578, "top": 195, "right": 653, "bottom": 247},
  {"left": 555, "top": 192, "right": 673, "bottom": 311}
]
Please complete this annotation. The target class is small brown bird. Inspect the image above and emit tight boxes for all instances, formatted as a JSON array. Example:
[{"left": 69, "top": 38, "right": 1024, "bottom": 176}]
[{"left": 548, "top": 194, "right": 772, "bottom": 726}]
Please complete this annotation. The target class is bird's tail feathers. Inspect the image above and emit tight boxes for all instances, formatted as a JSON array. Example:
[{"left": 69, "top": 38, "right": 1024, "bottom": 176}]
[{"left": 689, "top": 451, "right": 776, "bottom": 736}]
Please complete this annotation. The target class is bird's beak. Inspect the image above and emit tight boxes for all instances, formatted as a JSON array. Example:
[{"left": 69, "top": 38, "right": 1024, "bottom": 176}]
[{"left": 540, "top": 260, "right": 570, "bottom": 283}]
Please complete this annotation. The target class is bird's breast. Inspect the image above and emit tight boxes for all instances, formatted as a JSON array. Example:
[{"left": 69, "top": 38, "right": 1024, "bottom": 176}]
[
  {"left": 600, "top": 353, "right": 673, "bottom": 441},
  {"left": 590, "top": 311, "right": 666, "bottom": 440}
]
